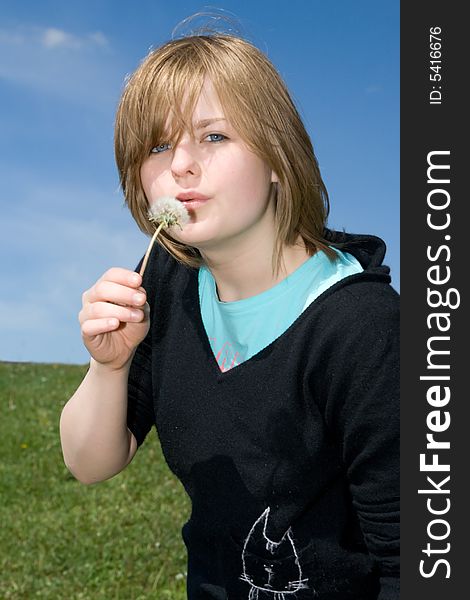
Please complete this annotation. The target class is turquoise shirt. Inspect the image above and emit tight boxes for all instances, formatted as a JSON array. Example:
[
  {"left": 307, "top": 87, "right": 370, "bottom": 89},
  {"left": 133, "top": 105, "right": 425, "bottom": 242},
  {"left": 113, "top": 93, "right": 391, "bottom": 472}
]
[{"left": 198, "top": 248, "right": 363, "bottom": 372}]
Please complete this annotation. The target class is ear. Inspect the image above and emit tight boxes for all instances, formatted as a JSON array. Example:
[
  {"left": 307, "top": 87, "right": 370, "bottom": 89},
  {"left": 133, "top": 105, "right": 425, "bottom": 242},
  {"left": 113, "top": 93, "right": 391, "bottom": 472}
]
[{"left": 271, "top": 170, "right": 279, "bottom": 183}]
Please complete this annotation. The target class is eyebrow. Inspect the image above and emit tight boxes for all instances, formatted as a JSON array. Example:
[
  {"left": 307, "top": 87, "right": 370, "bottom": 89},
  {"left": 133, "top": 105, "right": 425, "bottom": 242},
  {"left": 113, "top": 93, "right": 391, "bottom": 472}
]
[{"left": 194, "top": 118, "right": 227, "bottom": 129}]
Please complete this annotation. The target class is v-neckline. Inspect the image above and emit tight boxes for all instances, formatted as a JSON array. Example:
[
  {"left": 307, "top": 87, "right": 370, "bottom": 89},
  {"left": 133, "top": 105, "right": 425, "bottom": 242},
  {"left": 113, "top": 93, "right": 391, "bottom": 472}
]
[{"left": 183, "top": 266, "right": 355, "bottom": 380}]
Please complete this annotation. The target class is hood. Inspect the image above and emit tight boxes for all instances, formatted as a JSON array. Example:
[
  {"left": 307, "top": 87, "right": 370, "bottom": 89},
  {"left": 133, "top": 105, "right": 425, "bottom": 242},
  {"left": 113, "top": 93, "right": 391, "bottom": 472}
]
[{"left": 324, "top": 228, "right": 391, "bottom": 280}]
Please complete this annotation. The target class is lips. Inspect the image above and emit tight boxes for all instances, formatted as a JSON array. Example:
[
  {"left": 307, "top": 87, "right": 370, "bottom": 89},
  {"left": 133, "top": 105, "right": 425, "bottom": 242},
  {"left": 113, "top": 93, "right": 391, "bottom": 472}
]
[
  {"left": 176, "top": 191, "right": 210, "bottom": 202},
  {"left": 176, "top": 191, "right": 210, "bottom": 210}
]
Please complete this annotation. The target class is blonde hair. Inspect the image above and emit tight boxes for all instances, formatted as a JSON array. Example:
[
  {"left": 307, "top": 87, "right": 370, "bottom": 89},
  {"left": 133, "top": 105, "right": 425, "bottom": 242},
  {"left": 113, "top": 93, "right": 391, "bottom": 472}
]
[{"left": 114, "top": 34, "right": 336, "bottom": 273}]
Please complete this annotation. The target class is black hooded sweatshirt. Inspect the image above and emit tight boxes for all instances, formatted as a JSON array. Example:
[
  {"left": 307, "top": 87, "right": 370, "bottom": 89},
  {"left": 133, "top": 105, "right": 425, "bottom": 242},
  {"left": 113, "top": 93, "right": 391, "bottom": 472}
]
[{"left": 127, "top": 230, "right": 400, "bottom": 600}]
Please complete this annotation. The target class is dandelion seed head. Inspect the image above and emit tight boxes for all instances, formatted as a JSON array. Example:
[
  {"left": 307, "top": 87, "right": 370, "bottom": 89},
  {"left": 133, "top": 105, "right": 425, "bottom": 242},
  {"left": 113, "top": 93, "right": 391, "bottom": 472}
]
[{"left": 148, "top": 196, "right": 190, "bottom": 230}]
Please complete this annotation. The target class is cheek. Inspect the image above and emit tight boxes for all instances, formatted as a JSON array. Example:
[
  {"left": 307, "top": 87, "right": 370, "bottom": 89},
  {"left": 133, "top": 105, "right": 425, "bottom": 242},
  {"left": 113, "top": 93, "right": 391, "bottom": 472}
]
[
  {"left": 139, "top": 164, "right": 153, "bottom": 197},
  {"left": 238, "top": 152, "right": 272, "bottom": 190},
  {"left": 237, "top": 166, "right": 273, "bottom": 206},
  {"left": 140, "top": 163, "right": 170, "bottom": 200}
]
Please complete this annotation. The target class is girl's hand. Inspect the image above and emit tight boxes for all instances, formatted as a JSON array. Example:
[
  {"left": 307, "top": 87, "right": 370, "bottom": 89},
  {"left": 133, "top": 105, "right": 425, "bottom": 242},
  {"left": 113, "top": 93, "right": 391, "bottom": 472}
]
[{"left": 79, "top": 268, "right": 150, "bottom": 372}]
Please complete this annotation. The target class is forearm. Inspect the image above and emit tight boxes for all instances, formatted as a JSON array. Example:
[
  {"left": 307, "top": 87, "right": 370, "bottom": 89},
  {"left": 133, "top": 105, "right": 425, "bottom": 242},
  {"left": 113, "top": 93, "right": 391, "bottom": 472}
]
[{"left": 59, "top": 358, "right": 137, "bottom": 484}]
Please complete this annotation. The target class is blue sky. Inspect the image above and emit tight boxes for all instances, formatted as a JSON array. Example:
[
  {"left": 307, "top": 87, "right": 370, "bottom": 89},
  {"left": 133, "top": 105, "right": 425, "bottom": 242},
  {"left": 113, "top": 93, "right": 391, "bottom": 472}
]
[{"left": 0, "top": 0, "right": 399, "bottom": 364}]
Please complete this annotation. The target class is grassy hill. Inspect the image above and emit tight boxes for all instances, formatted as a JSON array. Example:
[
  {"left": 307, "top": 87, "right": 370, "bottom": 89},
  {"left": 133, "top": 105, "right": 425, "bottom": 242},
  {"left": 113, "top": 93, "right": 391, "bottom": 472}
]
[{"left": 0, "top": 362, "right": 190, "bottom": 599}]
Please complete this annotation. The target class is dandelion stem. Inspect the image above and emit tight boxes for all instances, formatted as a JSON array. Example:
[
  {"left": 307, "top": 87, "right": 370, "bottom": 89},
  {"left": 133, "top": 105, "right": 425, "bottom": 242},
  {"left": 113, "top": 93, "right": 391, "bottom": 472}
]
[{"left": 139, "top": 222, "right": 165, "bottom": 277}]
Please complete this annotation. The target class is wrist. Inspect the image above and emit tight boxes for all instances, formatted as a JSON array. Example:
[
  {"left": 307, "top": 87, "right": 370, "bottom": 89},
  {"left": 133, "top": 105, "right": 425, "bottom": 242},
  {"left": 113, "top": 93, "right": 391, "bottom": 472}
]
[{"left": 89, "top": 357, "right": 133, "bottom": 379}]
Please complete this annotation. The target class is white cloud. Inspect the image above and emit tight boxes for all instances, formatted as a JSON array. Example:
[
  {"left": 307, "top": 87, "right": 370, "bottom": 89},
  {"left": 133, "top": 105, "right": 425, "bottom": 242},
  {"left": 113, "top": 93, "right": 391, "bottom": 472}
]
[
  {"left": 0, "top": 24, "right": 116, "bottom": 110},
  {"left": 0, "top": 25, "right": 109, "bottom": 51},
  {"left": 41, "top": 27, "right": 109, "bottom": 50},
  {"left": 42, "top": 27, "right": 79, "bottom": 49}
]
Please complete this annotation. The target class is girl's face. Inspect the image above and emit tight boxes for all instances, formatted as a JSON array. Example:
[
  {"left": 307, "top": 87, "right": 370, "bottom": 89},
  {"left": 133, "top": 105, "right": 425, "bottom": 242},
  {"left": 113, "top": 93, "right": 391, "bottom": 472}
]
[{"left": 140, "top": 78, "right": 278, "bottom": 255}]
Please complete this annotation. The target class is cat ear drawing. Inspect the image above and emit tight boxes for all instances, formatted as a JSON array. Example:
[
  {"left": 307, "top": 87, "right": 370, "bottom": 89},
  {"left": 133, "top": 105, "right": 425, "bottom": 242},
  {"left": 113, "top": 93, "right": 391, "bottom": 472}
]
[{"left": 240, "top": 507, "right": 309, "bottom": 599}]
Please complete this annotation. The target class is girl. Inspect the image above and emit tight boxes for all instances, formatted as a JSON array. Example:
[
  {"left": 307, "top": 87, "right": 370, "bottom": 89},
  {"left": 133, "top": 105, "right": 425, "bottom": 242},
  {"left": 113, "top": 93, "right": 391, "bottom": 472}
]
[{"left": 60, "top": 33, "right": 399, "bottom": 600}]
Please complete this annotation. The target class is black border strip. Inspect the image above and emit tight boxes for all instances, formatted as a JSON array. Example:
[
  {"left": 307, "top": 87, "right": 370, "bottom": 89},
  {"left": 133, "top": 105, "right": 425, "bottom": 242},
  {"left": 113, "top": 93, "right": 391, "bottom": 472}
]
[{"left": 401, "top": 2, "right": 466, "bottom": 596}]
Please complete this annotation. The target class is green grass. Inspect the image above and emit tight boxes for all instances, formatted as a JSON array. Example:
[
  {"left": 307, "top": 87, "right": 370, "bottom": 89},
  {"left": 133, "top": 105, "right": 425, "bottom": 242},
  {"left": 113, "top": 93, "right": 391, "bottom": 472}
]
[{"left": 0, "top": 362, "right": 191, "bottom": 599}]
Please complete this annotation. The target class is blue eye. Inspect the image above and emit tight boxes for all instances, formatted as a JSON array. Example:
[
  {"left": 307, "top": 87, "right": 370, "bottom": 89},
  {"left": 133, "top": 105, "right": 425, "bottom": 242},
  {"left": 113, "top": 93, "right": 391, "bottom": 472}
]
[
  {"left": 205, "top": 133, "right": 226, "bottom": 143},
  {"left": 150, "top": 143, "right": 171, "bottom": 154}
]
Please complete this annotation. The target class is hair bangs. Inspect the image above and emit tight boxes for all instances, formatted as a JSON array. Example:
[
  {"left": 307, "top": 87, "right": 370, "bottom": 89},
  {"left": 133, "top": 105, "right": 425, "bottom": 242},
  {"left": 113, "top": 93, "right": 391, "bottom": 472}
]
[{"left": 137, "top": 57, "right": 206, "bottom": 164}]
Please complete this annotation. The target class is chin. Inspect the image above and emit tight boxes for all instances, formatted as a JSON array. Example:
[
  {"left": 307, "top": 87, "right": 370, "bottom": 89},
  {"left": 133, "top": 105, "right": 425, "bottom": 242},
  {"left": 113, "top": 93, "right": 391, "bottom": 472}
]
[{"left": 173, "top": 223, "right": 221, "bottom": 248}]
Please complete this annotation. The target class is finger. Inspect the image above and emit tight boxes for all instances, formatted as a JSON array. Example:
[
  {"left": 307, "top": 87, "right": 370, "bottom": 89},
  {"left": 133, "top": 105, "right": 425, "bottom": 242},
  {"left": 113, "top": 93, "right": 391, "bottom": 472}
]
[
  {"left": 81, "top": 318, "right": 121, "bottom": 338},
  {"left": 99, "top": 268, "right": 142, "bottom": 288},
  {"left": 142, "top": 301, "right": 150, "bottom": 321},
  {"left": 82, "top": 269, "right": 143, "bottom": 304},
  {"left": 79, "top": 302, "right": 145, "bottom": 325},
  {"left": 86, "top": 281, "right": 147, "bottom": 307}
]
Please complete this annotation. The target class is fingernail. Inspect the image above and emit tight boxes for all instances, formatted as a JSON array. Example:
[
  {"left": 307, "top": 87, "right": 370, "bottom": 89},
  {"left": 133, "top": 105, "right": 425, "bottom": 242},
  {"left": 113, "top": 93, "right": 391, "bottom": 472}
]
[{"left": 133, "top": 293, "right": 145, "bottom": 305}]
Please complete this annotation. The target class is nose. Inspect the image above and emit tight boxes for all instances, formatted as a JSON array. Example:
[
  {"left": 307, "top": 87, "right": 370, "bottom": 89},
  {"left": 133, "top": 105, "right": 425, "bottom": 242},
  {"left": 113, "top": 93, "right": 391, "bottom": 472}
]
[{"left": 170, "top": 139, "right": 200, "bottom": 180}]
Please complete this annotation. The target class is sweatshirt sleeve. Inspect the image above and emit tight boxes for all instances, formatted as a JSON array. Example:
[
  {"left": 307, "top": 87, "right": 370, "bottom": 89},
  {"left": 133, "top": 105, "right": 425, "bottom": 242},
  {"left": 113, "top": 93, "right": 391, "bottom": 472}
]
[
  {"left": 126, "top": 242, "right": 181, "bottom": 446},
  {"left": 127, "top": 328, "right": 155, "bottom": 446},
  {"left": 126, "top": 255, "right": 156, "bottom": 447},
  {"left": 322, "top": 283, "right": 400, "bottom": 600}
]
